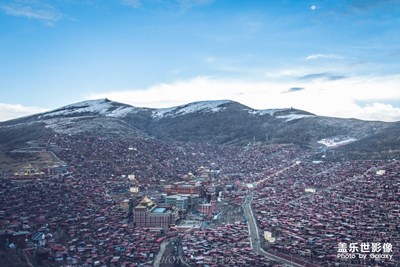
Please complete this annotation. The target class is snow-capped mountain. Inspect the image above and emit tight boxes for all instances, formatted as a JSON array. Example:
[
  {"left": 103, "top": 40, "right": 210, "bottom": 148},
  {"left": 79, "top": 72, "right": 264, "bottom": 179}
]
[
  {"left": 0, "top": 99, "right": 393, "bottom": 150},
  {"left": 152, "top": 100, "right": 231, "bottom": 118},
  {"left": 27, "top": 98, "right": 316, "bottom": 124},
  {"left": 38, "top": 99, "right": 141, "bottom": 119}
]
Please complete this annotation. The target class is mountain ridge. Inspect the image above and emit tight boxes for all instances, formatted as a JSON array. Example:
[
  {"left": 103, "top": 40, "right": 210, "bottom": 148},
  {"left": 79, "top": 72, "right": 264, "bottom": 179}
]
[
  {"left": 6, "top": 98, "right": 316, "bottom": 121},
  {"left": 0, "top": 99, "right": 396, "bottom": 155}
]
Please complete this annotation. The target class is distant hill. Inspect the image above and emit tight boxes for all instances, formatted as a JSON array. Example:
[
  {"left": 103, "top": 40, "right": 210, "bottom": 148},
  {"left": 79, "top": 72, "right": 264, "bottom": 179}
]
[
  {"left": 333, "top": 121, "right": 400, "bottom": 160},
  {"left": 0, "top": 99, "right": 396, "bottom": 157}
]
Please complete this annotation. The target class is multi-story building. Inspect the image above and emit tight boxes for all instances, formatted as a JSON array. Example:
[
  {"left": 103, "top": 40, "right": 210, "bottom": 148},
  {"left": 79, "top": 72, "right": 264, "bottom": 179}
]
[
  {"left": 132, "top": 196, "right": 178, "bottom": 229},
  {"left": 165, "top": 195, "right": 189, "bottom": 210},
  {"left": 164, "top": 182, "right": 201, "bottom": 195},
  {"left": 198, "top": 201, "right": 217, "bottom": 216}
]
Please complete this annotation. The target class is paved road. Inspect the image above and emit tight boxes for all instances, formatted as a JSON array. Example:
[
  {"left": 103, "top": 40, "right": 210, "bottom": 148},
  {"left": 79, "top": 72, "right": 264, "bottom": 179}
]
[
  {"left": 243, "top": 194, "right": 261, "bottom": 253},
  {"left": 242, "top": 158, "right": 391, "bottom": 267},
  {"left": 242, "top": 162, "right": 310, "bottom": 266},
  {"left": 153, "top": 240, "right": 169, "bottom": 267},
  {"left": 243, "top": 193, "right": 314, "bottom": 267}
]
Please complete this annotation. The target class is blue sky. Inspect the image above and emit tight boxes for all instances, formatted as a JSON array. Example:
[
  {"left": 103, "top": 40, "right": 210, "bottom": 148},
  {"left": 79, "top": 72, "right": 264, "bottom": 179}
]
[{"left": 1, "top": 0, "right": 400, "bottom": 121}]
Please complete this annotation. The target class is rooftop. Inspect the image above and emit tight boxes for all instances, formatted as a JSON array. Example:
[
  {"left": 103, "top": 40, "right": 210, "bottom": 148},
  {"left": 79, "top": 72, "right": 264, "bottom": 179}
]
[{"left": 152, "top": 208, "right": 166, "bottom": 213}]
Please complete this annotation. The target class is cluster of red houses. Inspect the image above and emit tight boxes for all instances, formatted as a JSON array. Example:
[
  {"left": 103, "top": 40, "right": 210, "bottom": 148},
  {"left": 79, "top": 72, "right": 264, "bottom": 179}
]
[
  {"left": 2, "top": 133, "right": 337, "bottom": 266},
  {"left": 252, "top": 160, "right": 400, "bottom": 266},
  {"left": 181, "top": 222, "right": 276, "bottom": 266},
  {"left": 0, "top": 173, "right": 168, "bottom": 266}
]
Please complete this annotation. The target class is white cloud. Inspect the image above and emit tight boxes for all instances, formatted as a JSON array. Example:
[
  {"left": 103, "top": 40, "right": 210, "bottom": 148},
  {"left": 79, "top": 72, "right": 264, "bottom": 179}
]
[
  {"left": 0, "top": 2, "right": 63, "bottom": 25},
  {"left": 305, "top": 54, "right": 342, "bottom": 61},
  {"left": 3, "top": 75, "right": 399, "bottom": 122},
  {"left": 0, "top": 103, "right": 48, "bottom": 122},
  {"left": 351, "top": 103, "right": 400, "bottom": 122},
  {"left": 86, "top": 74, "right": 400, "bottom": 122}
]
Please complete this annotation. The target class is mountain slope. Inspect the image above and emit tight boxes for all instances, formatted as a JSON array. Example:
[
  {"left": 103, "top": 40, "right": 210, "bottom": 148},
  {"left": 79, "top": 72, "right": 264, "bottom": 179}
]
[
  {"left": 334, "top": 121, "right": 400, "bottom": 159},
  {"left": 0, "top": 99, "right": 394, "bottom": 151},
  {"left": 1, "top": 99, "right": 148, "bottom": 137},
  {"left": 145, "top": 101, "right": 320, "bottom": 145}
]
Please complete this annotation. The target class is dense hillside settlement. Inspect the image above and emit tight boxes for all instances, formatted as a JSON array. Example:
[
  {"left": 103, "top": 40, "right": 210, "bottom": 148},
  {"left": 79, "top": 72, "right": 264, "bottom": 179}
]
[{"left": 0, "top": 100, "right": 399, "bottom": 266}]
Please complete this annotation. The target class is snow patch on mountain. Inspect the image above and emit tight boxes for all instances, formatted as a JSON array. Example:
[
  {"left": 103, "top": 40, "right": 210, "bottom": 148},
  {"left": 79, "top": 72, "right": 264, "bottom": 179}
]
[
  {"left": 249, "top": 109, "right": 286, "bottom": 116},
  {"left": 276, "top": 114, "right": 316, "bottom": 121},
  {"left": 43, "top": 116, "right": 134, "bottom": 135},
  {"left": 249, "top": 108, "right": 316, "bottom": 121},
  {"left": 38, "top": 99, "right": 137, "bottom": 119},
  {"left": 318, "top": 136, "right": 357, "bottom": 147},
  {"left": 106, "top": 106, "right": 137, "bottom": 117},
  {"left": 43, "top": 117, "right": 79, "bottom": 134},
  {"left": 152, "top": 100, "right": 231, "bottom": 118},
  {"left": 39, "top": 100, "right": 112, "bottom": 118}
]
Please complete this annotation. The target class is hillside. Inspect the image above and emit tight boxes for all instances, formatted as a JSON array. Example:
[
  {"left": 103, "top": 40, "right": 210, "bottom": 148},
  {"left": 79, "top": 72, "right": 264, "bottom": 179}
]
[{"left": 0, "top": 99, "right": 395, "bottom": 154}]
